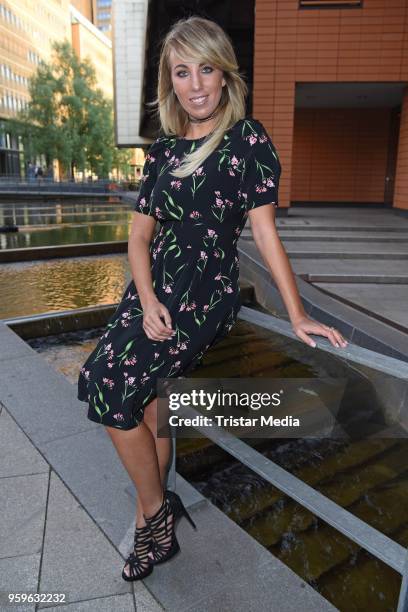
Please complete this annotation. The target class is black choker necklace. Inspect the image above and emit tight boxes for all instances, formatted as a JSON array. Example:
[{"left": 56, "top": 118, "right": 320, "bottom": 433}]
[{"left": 188, "top": 105, "right": 220, "bottom": 124}]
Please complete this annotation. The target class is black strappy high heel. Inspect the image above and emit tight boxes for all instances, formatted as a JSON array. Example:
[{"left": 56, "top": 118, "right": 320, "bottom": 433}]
[
  {"left": 144, "top": 489, "right": 197, "bottom": 567},
  {"left": 121, "top": 524, "right": 154, "bottom": 581}
]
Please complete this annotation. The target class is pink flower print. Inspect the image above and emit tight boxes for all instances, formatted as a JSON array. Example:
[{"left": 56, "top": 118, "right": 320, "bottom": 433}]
[
  {"left": 140, "top": 372, "right": 150, "bottom": 384},
  {"left": 231, "top": 155, "right": 239, "bottom": 168},
  {"left": 105, "top": 343, "right": 112, "bottom": 351},
  {"left": 179, "top": 342, "right": 187, "bottom": 350},
  {"left": 240, "top": 191, "right": 248, "bottom": 201},
  {"left": 200, "top": 250, "right": 208, "bottom": 260},
  {"left": 193, "top": 166, "right": 204, "bottom": 176},
  {"left": 146, "top": 153, "right": 155, "bottom": 163},
  {"left": 266, "top": 178, "right": 275, "bottom": 187},
  {"left": 228, "top": 168, "right": 235, "bottom": 177},
  {"left": 170, "top": 179, "right": 182, "bottom": 190},
  {"left": 187, "top": 245, "right": 192, "bottom": 248},
  {"left": 169, "top": 155, "right": 181, "bottom": 168},
  {"left": 225, "top": 199, "right": 234, "bottom": 208},
  {"left": 128, "top": 376, "right": 136, "bottom": 385},
  {"left": 203, "top": 305, "right": 209, "bottom": 311},
  {"left": 80, "top": 368, "right": 90, "bottom": 380},
  {"left": 207, "top": 229, "right": 216, "bottom": 237},
  {"left": 122, "top": 311, "right": 130, "bottom": 318},
  {"left": 124, "top": 355, "right": 137, "bottom": 366},
  {"left": 215, "top": 197, "right": 224, "bottom": 208},
  {"left": 169, "top": 347, "right": 180, "bottom": 355},
  {"left": 235, "top": 227, "right": 240, "bottom": 235},
  {"left": 113, "top": 413, "right": 124, "bottom": 422},
  {"left": 190, "top": 211, "right": 201, "bottom": 219},
  {"left": 225, "top": 286, "right": 233, "bottom": 293},
  {"left": 213, "top": 250, "right": 220, "bottom": 257},
  {"left": 124, "top": 372, "right": 128, "bottom": 377},
  {"left": 186, "top": 301, "right": 197, "bottom": 312},
  {"left": 215, "top": 190, "right": 221, "bottom": 196},
  {"left": 154, "top": 352, "right": 159, "bottom": 359},
  {"left": 155, "top": 207, "right": 164, "bottom": 219},
  {"left": 249, "top": 135, "right": 258, "bottom": 146},
  {"left": 139, "top": 197, "right": 146, "bottom": 206},
  {"left": 108, "top": 362, "right": 114, "bottom": 368},
  {"left": 164, "top": 285, "right": 172, "bottom": 293},
  {"left": 214, "top": 273, "right": 222, "bottom": 280},
  {"left": 256, "top": 184, "right": 267, "bottom": 193},
  {"left": 179, "top": 303, "right": 186, "bottom": 311},
  {"left": 259, "top": 134, "right": 268, "bottom": 143},
  {"left": 165, "top": 148, "right": 171, "bottom": 157},
  {"left": 102, "top": 377, "right": 115, "bottom": 389},
  {"left": 175, "top": 361, "right": 181, "bottom": 367}
]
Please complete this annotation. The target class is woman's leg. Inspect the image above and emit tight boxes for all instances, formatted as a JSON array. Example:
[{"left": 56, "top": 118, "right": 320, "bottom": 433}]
[
  {"left": 105, "top": 416, "right": 164, "bottom": 523},
  {"left": 106, "top": 397, "right": 173, "bottom": 574},
  {"left": 143, "top": 397, "right": 172, "bottom": 489}
]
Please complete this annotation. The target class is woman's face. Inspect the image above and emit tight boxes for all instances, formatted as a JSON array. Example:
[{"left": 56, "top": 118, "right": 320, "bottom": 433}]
[{"left": 169, "top": 48, "right": 226, "bottom": 118}]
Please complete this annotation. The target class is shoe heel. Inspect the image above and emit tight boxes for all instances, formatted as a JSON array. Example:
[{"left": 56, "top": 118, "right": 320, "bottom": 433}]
[
  {"left": 168, "top": 490, "right": 197, "bottom": 530},
  {"left": 181, "top": 505, "right": 197, "bottom": 530}
]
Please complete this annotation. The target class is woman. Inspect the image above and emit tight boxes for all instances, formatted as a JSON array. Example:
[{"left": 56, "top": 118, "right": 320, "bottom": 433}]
[{"left": 77, "top": 15, "right": 348, "bottom": 581}]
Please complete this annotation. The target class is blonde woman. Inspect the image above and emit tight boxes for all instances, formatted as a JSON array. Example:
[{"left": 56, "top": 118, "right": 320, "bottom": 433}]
[{"left": 77, "top": 15, "right": 348, "bottom": 581}]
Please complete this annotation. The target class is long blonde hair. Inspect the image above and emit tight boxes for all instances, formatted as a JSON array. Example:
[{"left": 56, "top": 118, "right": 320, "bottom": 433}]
[{"left": 147, "top": 16, "right": 248, "bottom": 179}]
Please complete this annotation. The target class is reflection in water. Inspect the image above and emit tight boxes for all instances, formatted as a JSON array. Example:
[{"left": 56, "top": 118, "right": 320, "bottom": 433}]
[
  {"left": 28, "top": 318, "right": 408, "bottom": 611},
  {"left": 0, "top": 200, "right": 133, "bottom": 249},
  {"left": 0, "top": 254, "right": 131, "bottom": 318}
]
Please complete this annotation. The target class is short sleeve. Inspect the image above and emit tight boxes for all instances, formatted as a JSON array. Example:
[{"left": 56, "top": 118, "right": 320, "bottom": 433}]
[
  {"left": 134, "top": 137, "right": 164, "bottom": 217},
  {"left": 240, "top": 120, "right": 281, "bottom": 211}
]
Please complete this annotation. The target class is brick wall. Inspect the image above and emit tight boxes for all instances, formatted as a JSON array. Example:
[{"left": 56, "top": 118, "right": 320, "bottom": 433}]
[{"left": 253, "top": 0, "right": 408, "bottom": 208}]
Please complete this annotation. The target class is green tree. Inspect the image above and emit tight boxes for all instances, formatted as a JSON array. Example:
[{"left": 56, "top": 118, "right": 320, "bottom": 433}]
[{"left": 10, "top": 39, "right": 116, "bottom": 179}]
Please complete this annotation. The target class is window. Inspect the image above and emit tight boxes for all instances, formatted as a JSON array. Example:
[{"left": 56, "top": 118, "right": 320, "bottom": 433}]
[{"left": 299, "top": 0, "right": 362, "bottom": 7}]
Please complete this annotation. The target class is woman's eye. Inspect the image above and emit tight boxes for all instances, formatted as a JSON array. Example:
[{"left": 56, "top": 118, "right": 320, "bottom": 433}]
[{"left": 176, "top": 66, "right": 213, "bottom": 77}]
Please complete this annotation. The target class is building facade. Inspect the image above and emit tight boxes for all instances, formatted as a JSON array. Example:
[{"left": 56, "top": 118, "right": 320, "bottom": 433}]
[
  {"left": 253, "top": 0, "right": 406, "bottom": 210},
  {"left": 0, "top": 0, "right": 113, "bottom": 177}
]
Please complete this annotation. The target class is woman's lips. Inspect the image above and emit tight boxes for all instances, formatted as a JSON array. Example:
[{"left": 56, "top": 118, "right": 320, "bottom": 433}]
[{"left": 189, "top": 95, "right": 208, "bottom": 106}]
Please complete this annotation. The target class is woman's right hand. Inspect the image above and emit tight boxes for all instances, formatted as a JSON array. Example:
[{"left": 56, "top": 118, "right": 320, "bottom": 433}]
[{"left": 142, "top": 298, "right": 176, "bottom": 341}]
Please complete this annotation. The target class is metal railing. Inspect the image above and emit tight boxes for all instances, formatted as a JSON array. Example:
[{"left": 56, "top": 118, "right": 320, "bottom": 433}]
[
  {"left": 169, "top": 306, "right": 408, "bottom": 611},
  {"left": 0, "top": 177, "right": 117, "bottom": 193}
]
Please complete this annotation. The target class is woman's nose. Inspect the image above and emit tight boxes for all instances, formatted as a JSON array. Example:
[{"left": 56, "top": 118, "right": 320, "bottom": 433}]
[{"left": 190, "top": 72, "right": 203, "bottom": 89}]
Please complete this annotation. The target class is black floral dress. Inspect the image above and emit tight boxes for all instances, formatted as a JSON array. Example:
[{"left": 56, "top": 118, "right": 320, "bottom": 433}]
[{"left": 77, "top": 117, "right": 281, "bottom": 430}]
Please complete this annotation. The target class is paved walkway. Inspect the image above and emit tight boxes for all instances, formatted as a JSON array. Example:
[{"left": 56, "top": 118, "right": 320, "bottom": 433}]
[{"left": 0, "top": 321, "right": 338, "bottom": 611}]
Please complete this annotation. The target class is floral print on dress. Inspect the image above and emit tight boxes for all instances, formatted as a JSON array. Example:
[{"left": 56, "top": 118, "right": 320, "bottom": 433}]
[{"left": 77, "top": 117, "right": 281, "bottom": 430}]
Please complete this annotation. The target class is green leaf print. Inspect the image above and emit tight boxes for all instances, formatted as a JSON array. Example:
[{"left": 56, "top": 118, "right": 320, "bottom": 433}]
[
  {"left": 255, "top": 158, "right": 274, "bottom": 180},
  {"left": 149, "top": 359, "right": 166, "bottom": 373},
  {"left": 193, "top": 311, "right": 206, "bottom": 327},
  {"left": 94, "top": 383, "right": 110, "bottom": 421},
  {"left": 163, "top": 190, "right": 183, "bottom": 220}
]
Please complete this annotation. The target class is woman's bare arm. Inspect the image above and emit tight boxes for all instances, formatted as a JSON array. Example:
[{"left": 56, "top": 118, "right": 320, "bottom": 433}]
[
  {"left": 128, "top": 212, "right": 175, "bottom": 341},
  {"left": 248, "top": 205, "right": 348, "bottom": 349},
  {"left": 128, "top": 212, "right": 158, "bottom": 308}
]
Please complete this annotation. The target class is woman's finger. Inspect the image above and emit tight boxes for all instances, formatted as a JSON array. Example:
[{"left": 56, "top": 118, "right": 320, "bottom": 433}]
[{"left": 294, "top": 328, "right": 317, "bottom": 348}]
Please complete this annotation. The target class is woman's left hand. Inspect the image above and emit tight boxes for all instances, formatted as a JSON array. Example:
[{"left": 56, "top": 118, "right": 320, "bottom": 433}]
[{"left": 291, "top": 315, "right": 348, "bottom": 349}]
